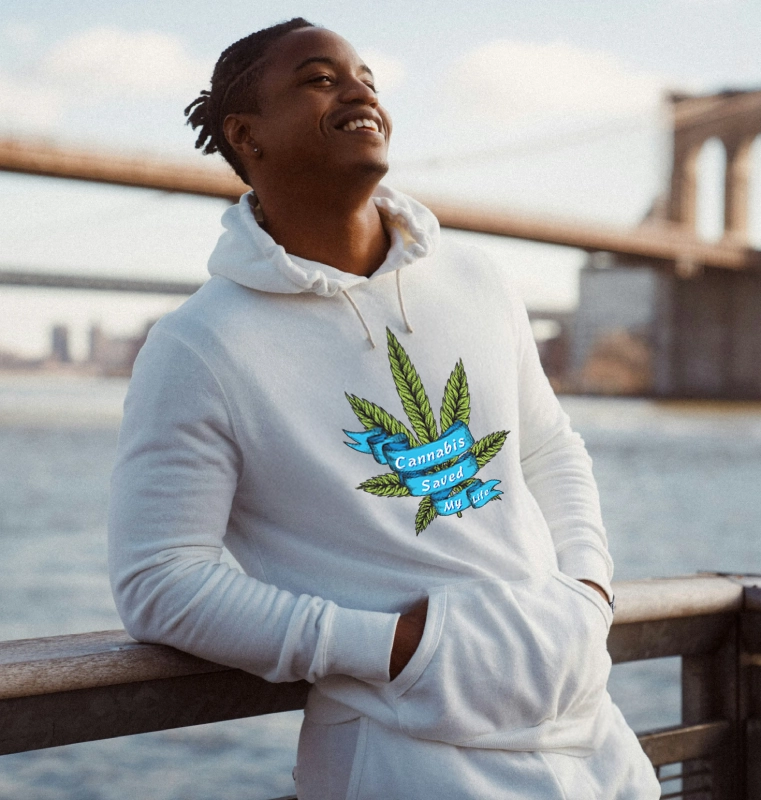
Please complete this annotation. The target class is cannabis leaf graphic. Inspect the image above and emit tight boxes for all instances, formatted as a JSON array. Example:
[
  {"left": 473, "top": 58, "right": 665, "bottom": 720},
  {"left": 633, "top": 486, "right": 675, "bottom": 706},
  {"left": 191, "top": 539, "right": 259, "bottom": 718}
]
[
  {"left": 346, "top": 328, "right": 509, "bottom": 535},
  {"left": 387, "top": 329, "right": 438, "bottom": 445},
  {"left": 345, "top": 394, "right": 417, "bottom": 445},
  {"left": 440, "top": 360, "right": 470, "bottom": 432},
  {"left": 358, "top": 473, "right": 411, "bottom": 498},
  {"left": 472, "top": 431, "right": 509, "bottom": 469},
  {"left": 415, "top": 496, "right": 437, "bottom": 536}
]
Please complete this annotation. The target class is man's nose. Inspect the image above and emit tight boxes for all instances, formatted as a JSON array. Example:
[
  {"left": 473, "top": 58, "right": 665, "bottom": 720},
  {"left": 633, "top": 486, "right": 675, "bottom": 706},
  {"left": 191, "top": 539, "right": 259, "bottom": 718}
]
[{"left": 339, "top": 76, "right": 378, "bottom": 105}]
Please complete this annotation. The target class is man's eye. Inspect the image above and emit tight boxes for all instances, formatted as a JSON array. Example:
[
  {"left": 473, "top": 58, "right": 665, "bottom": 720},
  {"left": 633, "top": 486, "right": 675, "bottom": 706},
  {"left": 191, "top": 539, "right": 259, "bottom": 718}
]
[{"left": 310, "top": 75, "right": 332, "bottom": 84}]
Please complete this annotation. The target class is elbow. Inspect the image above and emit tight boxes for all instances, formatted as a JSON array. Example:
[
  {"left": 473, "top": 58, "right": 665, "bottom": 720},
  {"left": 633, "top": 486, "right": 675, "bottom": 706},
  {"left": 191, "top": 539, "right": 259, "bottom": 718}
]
[
  {"left": 108, "top": 548, "right": 232, "bottom": 651},
  {"left": 108, "top": 549, "right": 191, "bottom": 646},
  {"left": 110, "top": 566, "right": 168, "bottom": 644}
]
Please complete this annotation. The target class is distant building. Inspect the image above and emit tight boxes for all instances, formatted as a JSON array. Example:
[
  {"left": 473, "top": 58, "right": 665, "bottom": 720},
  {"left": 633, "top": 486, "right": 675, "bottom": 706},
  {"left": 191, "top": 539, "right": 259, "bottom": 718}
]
[
  {"left": 528, "top": 310, "right": 575, "bottom": 392},
  {"left": 569, "top": 255, "right": 761, "bottom": 398},
  {"left": 88, "top": 321, "right": 153, "bottom": 376},
  {"left": 51, "top": 325, "right": 71, "bottom": 363},
  {"left": 568, "top": 261, "right": 658, "bottom": 395}
]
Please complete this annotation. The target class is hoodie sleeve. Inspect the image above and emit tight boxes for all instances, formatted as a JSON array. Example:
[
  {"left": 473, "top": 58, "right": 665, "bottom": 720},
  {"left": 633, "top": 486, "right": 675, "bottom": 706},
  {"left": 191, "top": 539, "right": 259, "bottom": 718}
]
[
  {"left": 510, "top": 292, "right": 614, "bottom": 600},
  {"left": 108, "top": 328, "right": 399, "bottom": 684}
]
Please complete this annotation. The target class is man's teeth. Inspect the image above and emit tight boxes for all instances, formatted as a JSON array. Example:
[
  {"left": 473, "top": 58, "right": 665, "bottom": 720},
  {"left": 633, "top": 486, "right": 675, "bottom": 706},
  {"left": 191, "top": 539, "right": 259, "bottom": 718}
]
[{"left": 343, "top": 119, "right": 379, "bottom": 132}]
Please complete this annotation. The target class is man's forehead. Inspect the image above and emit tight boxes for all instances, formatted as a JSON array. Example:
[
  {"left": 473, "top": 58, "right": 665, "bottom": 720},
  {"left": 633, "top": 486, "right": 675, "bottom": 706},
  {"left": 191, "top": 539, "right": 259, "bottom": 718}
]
[{"left": 266, "top": 27, "right": 368, "bottom": 74}]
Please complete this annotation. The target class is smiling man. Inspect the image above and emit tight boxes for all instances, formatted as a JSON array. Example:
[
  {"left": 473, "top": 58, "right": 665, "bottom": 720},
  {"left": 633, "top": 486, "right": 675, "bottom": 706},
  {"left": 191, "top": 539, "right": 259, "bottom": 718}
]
[{"left": 108, "top": 18, "right": 660, "bottom": 800}]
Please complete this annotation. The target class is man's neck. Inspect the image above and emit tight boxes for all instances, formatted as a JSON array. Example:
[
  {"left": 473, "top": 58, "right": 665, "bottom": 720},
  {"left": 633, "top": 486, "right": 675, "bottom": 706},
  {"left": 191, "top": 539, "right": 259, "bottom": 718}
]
[{"left": 255, "top": 183, "right": 390, "bottom": 278}]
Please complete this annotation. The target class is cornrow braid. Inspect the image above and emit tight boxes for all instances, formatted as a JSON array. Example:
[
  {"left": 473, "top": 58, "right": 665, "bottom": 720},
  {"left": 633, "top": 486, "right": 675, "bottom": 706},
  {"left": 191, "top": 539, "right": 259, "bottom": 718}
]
[{"left": 184, "top": 17, "right": 316, "bottom": 183}]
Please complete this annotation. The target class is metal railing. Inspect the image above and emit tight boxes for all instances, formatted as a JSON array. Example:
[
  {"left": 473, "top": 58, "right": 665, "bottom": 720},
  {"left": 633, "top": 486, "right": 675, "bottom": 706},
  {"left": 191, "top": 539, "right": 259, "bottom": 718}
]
[{"left": 1, "top": 574, "right": 760, "bottom": 799}]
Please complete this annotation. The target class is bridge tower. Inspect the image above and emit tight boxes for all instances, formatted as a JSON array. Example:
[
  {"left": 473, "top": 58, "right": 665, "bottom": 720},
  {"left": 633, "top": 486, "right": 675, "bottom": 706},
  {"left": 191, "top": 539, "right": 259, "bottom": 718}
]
[
  {"left": 572, "top": 89, "right": 761, "bottom": 398},
  {"left": 668, "top": 89, "right": 761, "bottom": 242}
]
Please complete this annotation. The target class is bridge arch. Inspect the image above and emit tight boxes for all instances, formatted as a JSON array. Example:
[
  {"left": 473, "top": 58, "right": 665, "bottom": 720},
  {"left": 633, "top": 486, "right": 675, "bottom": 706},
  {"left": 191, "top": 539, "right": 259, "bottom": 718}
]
[
  {"left": 668, "top": 89, "right": 761, "bottom": 242},
  {"left": 695, "top": 137, "right": 726, "bottom": 242}
]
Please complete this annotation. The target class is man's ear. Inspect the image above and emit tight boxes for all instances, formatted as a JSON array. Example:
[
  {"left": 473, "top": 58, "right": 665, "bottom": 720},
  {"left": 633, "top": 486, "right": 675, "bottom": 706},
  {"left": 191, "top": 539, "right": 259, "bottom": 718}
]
[{"left": 223, "top": 113, "right": 263, "bottom": 160}]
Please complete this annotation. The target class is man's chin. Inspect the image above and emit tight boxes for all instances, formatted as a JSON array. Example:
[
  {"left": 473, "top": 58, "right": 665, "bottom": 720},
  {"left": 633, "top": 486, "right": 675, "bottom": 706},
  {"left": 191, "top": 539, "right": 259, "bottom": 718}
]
[
  {"left": 357, "top": 158, "right": 389, "bottom": 179},
  {"left": 302, "top": 153, "right": 390, "bottom": 189}
]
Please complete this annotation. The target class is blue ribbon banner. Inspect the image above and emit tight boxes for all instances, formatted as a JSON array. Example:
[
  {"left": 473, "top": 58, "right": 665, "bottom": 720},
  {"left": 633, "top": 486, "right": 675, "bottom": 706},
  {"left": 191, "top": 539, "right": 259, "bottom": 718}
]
[{"left": 345, "top": 421, "right": 502, "bottom": 515}]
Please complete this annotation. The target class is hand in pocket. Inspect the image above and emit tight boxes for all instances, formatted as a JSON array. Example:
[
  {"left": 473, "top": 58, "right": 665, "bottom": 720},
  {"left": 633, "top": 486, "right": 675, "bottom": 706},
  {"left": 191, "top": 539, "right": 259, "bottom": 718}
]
[{"left": 388, "top": 571, "right": 612, "bottom": 746}]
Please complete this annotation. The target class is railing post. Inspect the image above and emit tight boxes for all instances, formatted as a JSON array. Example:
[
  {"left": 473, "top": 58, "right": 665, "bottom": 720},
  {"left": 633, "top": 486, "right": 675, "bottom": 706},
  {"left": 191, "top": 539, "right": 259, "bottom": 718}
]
[
  {"left": 741, "top": 582, "right": 761, "bottom": 800},
  {"left": 682, "top": 615, "right": 740, "bottom": 799}
]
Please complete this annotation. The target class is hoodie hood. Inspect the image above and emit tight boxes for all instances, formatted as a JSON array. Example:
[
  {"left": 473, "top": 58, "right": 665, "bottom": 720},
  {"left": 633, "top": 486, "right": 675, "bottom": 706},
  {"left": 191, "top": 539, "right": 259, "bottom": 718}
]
[{"left": 207, "top": 185, "right": 440, "bottom": 297}]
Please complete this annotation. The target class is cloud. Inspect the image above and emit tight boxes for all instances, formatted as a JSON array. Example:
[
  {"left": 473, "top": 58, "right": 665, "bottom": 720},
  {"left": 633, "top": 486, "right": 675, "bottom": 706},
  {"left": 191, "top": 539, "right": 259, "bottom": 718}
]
[
  {"left": 0, "top": 27, "right": 211, "bottom": 133},
  {"left": 0, "top": 72, "right": 65, "bottom": 128},
  {"left": 448, "top": 40, "right": 665, "bottom": 123},
  {"left": 41, "top": 27, "right": 211, "bottom": 99},
  {"left": 359, "top": 49, "right": 405, "bottom": 94}
]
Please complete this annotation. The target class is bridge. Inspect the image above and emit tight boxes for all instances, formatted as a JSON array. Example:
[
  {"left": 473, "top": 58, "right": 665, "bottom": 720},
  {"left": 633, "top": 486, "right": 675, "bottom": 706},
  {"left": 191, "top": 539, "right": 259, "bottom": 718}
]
[
  {"left": 1, "top": 134, "right": 759, "bottom": 273},
  {"left": 3, "top": 88, "right": 761, "bottom": 397}
]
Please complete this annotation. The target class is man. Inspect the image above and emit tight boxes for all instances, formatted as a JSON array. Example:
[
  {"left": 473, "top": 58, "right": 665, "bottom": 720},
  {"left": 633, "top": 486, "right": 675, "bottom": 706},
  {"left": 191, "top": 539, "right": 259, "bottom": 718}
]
[{"left": 109, "top": 18, "right": 660, "bottom": 799}]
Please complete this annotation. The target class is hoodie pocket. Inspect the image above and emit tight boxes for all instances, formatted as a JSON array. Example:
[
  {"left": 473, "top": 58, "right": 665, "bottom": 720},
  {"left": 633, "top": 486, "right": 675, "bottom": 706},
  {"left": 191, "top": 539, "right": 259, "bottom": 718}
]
[{"left": 387, "top": 569, "right": 612, "bottom": 745}]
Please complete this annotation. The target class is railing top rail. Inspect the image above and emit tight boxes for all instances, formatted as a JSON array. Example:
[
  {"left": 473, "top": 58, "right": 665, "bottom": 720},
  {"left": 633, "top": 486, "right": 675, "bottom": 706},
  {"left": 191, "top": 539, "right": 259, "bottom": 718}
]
[
  {"left": 0, "top": 629, "right": 225, "bottom": 702},
  {"left": 611, "top": 574, "right": 746, "bottom": 624},
  {"left": 0, "top": 574, "right": 753, "bottom": 704}
]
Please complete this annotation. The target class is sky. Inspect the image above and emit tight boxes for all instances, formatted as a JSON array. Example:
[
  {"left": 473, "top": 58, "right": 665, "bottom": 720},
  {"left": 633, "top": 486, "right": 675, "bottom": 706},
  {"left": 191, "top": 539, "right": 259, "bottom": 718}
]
[{"left": 1, "top": 0, "right": 760, "bottom": 358}]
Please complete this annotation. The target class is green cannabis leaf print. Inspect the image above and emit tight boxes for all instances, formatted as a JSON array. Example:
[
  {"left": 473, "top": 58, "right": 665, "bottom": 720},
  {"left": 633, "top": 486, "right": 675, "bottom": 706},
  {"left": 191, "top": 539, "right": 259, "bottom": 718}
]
[
  {"left": 358, "top": 472, "right": 411, "bottom": 498},
  {"left": 387, "top": 329, "right": 439, "bottom": 445},
  {"left": 346, "top": 328, "right": 509, "bottom": 535},
  {"left": 439, "top": 360, "right": 470, "bottom": 433},
  {"left": 345, "top": 393, "right": 417, "bottom": 446},
  {"left": 415, "top": 496, "right": 437, "bottom": 536},
  {"left": 472, "top": 431, "right": 509, "bottom": 469}
]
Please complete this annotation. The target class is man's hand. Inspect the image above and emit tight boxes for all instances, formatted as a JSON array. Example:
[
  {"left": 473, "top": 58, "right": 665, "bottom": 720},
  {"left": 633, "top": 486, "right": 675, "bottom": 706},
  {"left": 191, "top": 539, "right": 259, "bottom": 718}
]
[
  {"left": 389, "top": 598, "right": 428, "bottom": 680},
  {"left": 580, "top": 579, "right": 609, "bottom": 604}
]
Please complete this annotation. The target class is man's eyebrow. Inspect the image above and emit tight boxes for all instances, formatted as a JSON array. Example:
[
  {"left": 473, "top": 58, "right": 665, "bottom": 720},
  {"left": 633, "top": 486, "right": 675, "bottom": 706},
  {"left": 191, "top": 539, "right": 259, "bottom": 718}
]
[{"left": 294, "top": 56, "right": 374, "bottom": 79}]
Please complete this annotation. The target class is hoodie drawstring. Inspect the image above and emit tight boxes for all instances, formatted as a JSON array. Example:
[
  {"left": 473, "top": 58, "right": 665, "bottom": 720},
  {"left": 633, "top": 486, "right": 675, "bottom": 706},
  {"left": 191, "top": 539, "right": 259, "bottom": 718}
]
[
  {"left": 396, "top": 269, "right": 414, "bottom": 334},
  {"left": 342, "top": 270, "right": 413, "bottom": 349},
  {"left": 342, "top": 290, "right": 377, "bottom": 349}
]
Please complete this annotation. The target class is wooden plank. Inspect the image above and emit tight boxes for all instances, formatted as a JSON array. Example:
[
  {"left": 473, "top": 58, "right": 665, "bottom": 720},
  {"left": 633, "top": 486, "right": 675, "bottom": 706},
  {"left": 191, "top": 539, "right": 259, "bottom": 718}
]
[
  {"left": 0, "top": 630, "right": 231, "bottom": 701},
  {"left": 637, "top": 720, "right": 730, "bottom": 767},
  {"left": 0, "top": 670, "right": 309, "bottom": 756},
  {"left": 611, "top": 576, "right": 743, "bottom": 625},
  {"left": 609, "top": 614, "right": 734, "bottom": 663}
]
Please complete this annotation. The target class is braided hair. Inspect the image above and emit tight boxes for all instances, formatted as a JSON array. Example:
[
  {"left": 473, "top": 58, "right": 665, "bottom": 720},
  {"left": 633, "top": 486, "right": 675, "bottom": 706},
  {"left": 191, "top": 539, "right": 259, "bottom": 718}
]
[{"left": 184, "top": 17, "right": 316, "bottom": 183}]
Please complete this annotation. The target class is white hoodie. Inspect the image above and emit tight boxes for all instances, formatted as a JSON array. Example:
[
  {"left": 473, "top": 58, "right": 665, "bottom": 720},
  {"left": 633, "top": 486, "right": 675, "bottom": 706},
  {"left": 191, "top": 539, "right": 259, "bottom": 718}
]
[{"left": 109, "top": 187, "right": 651, "bottom": 786}]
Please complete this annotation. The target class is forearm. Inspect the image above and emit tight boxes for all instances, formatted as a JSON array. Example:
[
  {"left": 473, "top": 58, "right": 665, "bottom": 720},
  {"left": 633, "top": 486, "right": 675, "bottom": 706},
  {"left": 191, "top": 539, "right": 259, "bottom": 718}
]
[
  {"left": 511, "top": 285, "right": 613, "bottom": 597},
  {"left": 109, "top": 327, "right": 398, "bottom": 685},
  {"left": 521, "top": 425, "right": 613, "bottom": 599}
]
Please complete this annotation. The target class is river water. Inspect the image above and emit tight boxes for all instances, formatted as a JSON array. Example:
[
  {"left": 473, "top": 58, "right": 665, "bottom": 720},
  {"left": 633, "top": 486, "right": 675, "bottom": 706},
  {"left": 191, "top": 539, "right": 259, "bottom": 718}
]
[{"left": 1, "top": 374, "right": 760, "bottom": 798}]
